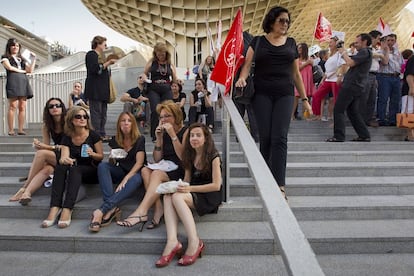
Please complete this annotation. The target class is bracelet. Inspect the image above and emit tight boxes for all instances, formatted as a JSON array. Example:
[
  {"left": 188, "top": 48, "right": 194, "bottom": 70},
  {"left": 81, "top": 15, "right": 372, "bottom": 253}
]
[
  {"left": 154, "top": 146, "right": 162, "bottom": 151},
  {"left": 301, "top": 98, "right": 309, "bottom": 102},
  {"left": 171, "top": 136, "right": 178, "bottom": 142}
]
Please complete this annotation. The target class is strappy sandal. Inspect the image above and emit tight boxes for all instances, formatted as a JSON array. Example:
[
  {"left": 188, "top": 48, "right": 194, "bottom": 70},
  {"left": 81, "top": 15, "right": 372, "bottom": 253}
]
[
  {"left": 147, "top": 215, "right": 164, "bottom": 230},
  {"left": 9, "top": 188, "right": 25, "bottom": 202},
  {"left": 117, "top": 215, "right": 148, "bottom": 232},
  {"left": 101, "top": 208, "right": 121, "bottom": 227}
]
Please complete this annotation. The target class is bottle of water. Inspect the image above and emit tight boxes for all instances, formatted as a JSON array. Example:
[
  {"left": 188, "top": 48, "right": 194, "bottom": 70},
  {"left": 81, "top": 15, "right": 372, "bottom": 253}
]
[{"left": 197, "top": 92, "right": 204, "bottom": 112}]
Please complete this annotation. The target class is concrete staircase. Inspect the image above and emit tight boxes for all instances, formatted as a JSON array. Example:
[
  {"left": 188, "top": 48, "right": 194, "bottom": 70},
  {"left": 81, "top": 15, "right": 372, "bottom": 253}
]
[{"left": 1, "top": 91, "right": 414, "bottom": 275}]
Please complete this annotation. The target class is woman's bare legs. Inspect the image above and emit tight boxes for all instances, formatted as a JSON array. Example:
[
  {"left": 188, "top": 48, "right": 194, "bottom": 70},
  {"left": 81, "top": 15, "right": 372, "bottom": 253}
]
[
  {"left": 171, "top": 192, "right": 199, "bottom": 256},
  {"left": 17, "top": 98, "right": 27, "bottom": 133},
  {"left": 161, "top": 194, "right": 180, "bottom": 255},
  {"left": 118, "top": 169, "right": 168, "bottom": 225},
  {"left": 17, "top": 150, "right": 56, "bottom": 200},
  {"left": 7, "top": 98, "right": 18, "bottom": 134}
]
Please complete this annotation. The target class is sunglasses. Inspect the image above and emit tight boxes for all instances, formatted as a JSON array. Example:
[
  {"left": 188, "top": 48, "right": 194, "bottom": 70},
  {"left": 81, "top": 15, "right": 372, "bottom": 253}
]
[
  {"left": 74, "top": 114, "right": 89, "bottom": 120},
  {"left": 74, "top": 85, "right": 81, "bottom": 88},
  {"left": 48, "top": 103, "right": 63, "bottom": 109},
  {"left": 276, "top": 18, "right": 290, "bottom": 25}
]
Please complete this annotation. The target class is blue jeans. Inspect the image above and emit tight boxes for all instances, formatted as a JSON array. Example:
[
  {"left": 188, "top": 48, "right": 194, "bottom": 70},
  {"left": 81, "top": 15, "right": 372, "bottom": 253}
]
[
  {"left": 97, "top": 162, "right": 143, "bottom": 214},
  {"left": 376, "top": 75, "right": 401, "bottom": 124}
]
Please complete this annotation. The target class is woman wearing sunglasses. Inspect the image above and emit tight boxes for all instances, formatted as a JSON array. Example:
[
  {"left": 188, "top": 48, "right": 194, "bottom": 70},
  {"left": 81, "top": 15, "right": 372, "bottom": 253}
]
[
  {"left": 42, "top": 106, "right": 103, "bottom": 228},
  {"left": 9, "top": 98, "right": 67, "bottom": 205}
]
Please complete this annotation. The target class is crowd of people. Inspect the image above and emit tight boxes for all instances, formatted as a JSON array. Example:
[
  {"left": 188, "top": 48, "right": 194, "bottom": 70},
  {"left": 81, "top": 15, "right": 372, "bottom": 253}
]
[
  {"left": 3, "top": 5, "right": 413, "bottom": 268},
  {"left": 2, "top": 35, "right": 223, "bottom": 268}
]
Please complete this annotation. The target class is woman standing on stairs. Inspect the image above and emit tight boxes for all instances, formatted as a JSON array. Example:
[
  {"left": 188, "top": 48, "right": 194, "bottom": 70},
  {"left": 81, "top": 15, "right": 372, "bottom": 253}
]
[
  {"left": 41, "top": 106, "right": 103, "bottom": 228},
  {"left": 235, "top": 6, "right": 312, "bottom": 200},
  {"left": 9, "top": 98, "right": 67, "bottom": 205},
  {"left": 155, "top": 123, "right": 222, "bottom": 267},
  {"left": 144, "top": 42, "right": 178, "bottom": 142},
  {"left": 1, "top": 38, "right": 35, "bottom": 136}
]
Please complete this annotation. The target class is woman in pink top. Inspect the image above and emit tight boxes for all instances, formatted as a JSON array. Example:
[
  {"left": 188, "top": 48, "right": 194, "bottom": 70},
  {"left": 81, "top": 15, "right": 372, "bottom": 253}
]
[{"left": 292, "top": 43, "right": 315, "bottom": 119}]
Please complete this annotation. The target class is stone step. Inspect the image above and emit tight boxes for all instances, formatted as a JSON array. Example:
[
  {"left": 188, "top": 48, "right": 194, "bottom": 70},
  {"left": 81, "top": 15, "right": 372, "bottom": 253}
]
[
  {"left": 290, "top": 195, "right": 414, "bottom": 220},
  {"left": 300, "top": 219, "right": 414, "bottom": 254},
  {"left": 0, "top": 176, "right": 256, "bottom": 197},
  {"left": 286, "top": 176, "right": 414, "bottom": 196},
  {"left": 0, "top": 219, "right": 275, "bottom": 255},
  {"left": 230, "top": 162, "right": 414, "bottom": 178},
  {"left": 0, "top": 251, "right": 287, "bottom": 276},
  {"left": 0, "top": 195, "right": 264, "bottom": 222}
]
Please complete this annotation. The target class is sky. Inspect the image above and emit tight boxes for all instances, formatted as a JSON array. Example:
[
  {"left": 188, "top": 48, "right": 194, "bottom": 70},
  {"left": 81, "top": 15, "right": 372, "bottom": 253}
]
[
  {"left": 2, "top": 0, "right": 414, "bottom": 53},
  {"left": 0, "top": 0, "right": 143, "bottom": 53}
]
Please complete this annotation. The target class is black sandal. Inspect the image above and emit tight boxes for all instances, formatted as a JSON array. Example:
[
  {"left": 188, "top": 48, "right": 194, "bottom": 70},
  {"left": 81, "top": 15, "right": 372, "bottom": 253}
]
[
  {"left": 147, "top": 215, "right": 164, "bottom": 230},
  {"left": 326, "top": 137, "right": 344, "bottom": 142}
]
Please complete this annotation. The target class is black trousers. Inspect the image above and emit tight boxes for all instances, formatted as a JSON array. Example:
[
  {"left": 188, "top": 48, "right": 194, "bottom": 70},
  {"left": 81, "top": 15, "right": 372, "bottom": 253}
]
[
  {"left": 50, "top": 164, "right": 98, "bottom": 209},
  {"left": 333, "top": 85, "right": 370, "bottom": 141},
  {"left": 188, "top": 106, "right": 214, "bottom": 127},
  {"left": 252, "top": 93, "right": 294, "bottom": 186},
  {"left": 147, "top": 84, "right": 172, "bottom": 140}
]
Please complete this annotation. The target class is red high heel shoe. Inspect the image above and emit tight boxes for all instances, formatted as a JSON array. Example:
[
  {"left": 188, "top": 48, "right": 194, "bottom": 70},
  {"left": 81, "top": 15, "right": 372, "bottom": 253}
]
[
  {"left": 178, "top": 240, "right": 205, "bottom": 266},
  {"left": 155, "top": 242, "right": 183, "bottom": 268}
]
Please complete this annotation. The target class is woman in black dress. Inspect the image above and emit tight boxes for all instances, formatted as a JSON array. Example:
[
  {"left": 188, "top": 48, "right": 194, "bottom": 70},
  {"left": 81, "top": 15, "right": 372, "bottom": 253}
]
[
  {"left": 155, "top": 123, "right": 222, "bottom": 267},
  {"left": 1, "top": 38, "right": 35, "bottom": 135},
  {"left": 10, "top": 98, "right": 67, "bottom": 205}
]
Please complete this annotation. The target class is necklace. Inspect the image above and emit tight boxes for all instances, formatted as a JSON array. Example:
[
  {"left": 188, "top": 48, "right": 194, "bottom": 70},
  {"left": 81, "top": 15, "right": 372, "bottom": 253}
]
[{"left": 158, "top": 63, "right": 168, "bottom": 76}]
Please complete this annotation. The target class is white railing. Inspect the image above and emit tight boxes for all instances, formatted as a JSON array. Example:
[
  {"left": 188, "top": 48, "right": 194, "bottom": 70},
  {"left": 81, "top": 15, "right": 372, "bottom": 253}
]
[
  {"left": 0, "top": 71, "right": 86, "bottom": 134},
  {"left": 221, "top": 96, "right": 325, "bottom": 276}
]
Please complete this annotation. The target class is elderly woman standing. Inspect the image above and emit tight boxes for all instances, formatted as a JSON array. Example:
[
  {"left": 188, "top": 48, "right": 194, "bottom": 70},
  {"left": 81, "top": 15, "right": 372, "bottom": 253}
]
[
  {"left": 41, "top": 106, "right": 103, "bottom": 228},
  {"left": 144, "top": 42, "right": 178, "bottom": 142},
  {"left": 1, "top": 38, "right": 35, "bottom": 136},
  {"left": 84, "top": 35, "right": 117, "bottom": 140},
  {"left": 235, "top": 6, "right": 312, "bottom": 200}
]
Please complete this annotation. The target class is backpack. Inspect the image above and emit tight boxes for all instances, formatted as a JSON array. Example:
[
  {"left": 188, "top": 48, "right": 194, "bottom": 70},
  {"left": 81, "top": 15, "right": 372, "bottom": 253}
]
[
  {"left": 312, "top": 65, "right": 324, "bottom": 84},
  {"left": 192, "top": 65, "right": 199, "bottom": 75}
]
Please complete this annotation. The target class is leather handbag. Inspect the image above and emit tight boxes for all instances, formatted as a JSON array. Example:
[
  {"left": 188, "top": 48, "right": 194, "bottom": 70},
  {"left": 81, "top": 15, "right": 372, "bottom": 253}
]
[
  {"left": 397, "top": 96, "right": 414, "bottom": 128},
  {"left": 233, "top": 36, "right": 261, "bottom": 105}
]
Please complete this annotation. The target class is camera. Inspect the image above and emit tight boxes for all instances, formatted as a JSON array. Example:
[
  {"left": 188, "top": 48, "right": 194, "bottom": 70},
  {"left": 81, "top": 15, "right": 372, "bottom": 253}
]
[{"left": 336, "top": 40, "right": 344, "bottom": 49}]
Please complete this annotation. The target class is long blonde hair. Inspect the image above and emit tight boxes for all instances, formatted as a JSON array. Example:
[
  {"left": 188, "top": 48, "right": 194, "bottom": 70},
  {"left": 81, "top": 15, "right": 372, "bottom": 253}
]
[{"left": 115, "top": 112, "right": 141, "bottom": 148}]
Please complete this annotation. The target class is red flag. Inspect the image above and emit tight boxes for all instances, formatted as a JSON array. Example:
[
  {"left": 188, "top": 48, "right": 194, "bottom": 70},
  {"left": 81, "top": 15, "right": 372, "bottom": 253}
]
[
  {"left": 314, "top": 12, "right": 332, "bottom": 42},
  {"left": 210, "top": 8, "right": 243, "bottom": 95}
]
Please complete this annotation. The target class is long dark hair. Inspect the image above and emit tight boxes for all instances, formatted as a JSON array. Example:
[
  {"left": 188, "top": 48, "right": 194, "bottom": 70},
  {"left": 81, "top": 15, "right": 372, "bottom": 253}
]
[
  {"left": 298, "top": 43, "right": 309, "bottom": 60},
  {"left": 4, "top": 38, "right": 21, "bottom": 58},
  {"left": 43, "top": 98, "right": 67, "bottom": 135},
  {"left": 182, "top": 123, "right": 219, "bottom": 174}
]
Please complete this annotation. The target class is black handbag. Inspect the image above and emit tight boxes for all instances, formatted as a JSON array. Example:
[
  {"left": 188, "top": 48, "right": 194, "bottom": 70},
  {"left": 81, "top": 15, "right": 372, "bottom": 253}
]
[{"left": 233, "top": 36, "right": 261, "bottom": 105}]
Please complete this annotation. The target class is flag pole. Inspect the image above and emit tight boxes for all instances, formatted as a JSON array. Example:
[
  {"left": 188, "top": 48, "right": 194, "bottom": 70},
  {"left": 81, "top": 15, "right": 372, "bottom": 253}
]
[{"left": 311, "top": 12, "right": 320, "bottom": 47}]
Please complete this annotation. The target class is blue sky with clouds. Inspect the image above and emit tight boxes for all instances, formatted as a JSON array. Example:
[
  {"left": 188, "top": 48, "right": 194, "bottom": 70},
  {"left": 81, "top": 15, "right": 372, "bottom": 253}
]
[{"left": 1, "top": 0, "right": 140, "bottom": 52}]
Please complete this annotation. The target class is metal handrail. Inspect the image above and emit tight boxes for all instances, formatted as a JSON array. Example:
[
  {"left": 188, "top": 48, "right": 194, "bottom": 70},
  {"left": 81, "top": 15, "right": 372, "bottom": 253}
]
[{"left": 221, "top": 95, "right": 325, "bottom": 276}]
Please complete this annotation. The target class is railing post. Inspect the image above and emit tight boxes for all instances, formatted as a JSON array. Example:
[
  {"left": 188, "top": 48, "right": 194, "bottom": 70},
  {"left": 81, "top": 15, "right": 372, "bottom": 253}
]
[{"left": 221, "top": 104, "right": 230, "bottom": 202}]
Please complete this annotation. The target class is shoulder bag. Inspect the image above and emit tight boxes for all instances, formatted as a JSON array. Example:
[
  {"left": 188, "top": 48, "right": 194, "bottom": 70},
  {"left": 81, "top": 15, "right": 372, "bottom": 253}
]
[
  {"left": 233, "top": 36, "right": 261, "bottom": 105},
  {"left": 397, "top": 95, "right": 414, "bottom": 128}
]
